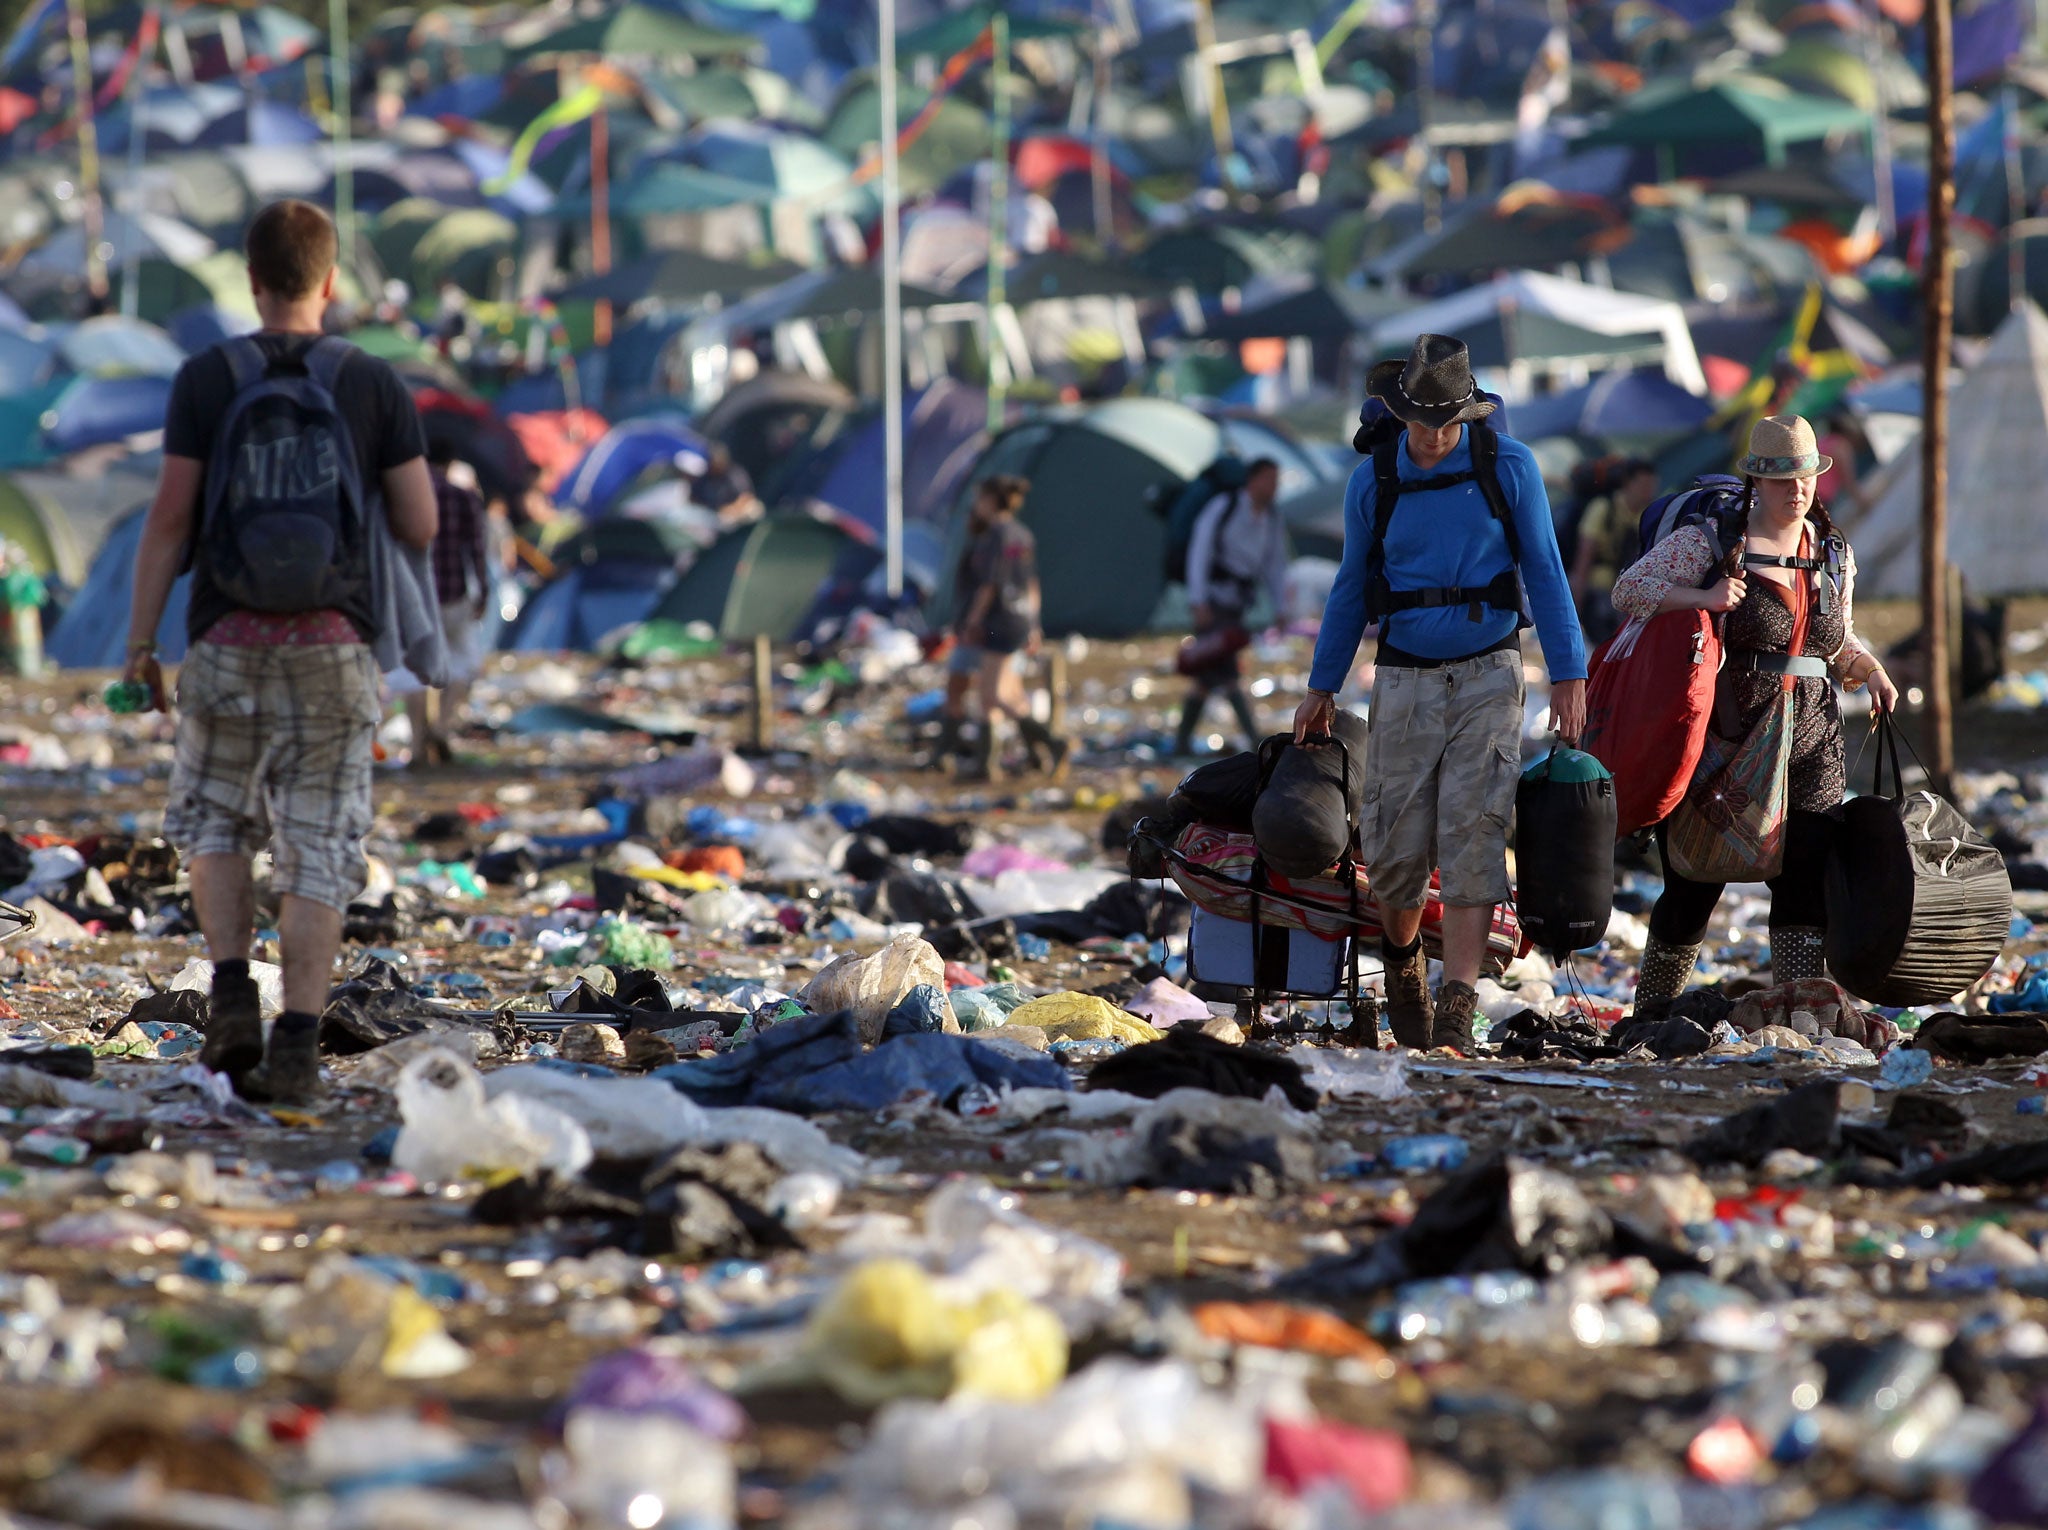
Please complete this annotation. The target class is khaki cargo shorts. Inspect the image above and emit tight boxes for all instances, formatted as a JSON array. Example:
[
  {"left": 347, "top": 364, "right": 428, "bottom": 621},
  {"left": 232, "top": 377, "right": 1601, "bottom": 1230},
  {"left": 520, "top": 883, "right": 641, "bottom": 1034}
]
[
  {"left": 164, "top": 642, "right": 382, "bottom": 913},
  {"left": 1358, "top": 646, "right": 1525, "bottom": 909}
]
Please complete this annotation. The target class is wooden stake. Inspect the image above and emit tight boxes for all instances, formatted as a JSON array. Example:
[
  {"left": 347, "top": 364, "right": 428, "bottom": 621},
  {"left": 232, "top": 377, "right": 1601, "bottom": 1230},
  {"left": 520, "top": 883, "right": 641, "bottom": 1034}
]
[
  {"left": 1047, "top": 647, "right": 1068, "bottom": 738},
  {"left": 751, "top": 633, "right": 772, "bottom": 752},
  {"left": 1922, "top": 0, "right": 1956, "bottom": 795}
]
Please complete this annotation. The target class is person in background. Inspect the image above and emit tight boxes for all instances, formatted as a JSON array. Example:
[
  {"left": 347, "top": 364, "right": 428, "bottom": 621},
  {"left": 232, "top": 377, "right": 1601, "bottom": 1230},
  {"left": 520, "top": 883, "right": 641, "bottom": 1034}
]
[
  {"left": 691, "top": 443, "right": 761, "bottom": 528},
  {"left": 404, "top": 442, "right": 492, "bottom": 767},
  {"left": 1569, "top": 456, "right": 1659, "bottom": 646},
  {"left": 945, "top": 476, "right": 1068, "bottom": 779},
  {"left": 1296, "top": 335, "right": 1587, "bottom": 1054},
  {"left": 1177, "top": 456, "right": 1287, "bottom": 756}
]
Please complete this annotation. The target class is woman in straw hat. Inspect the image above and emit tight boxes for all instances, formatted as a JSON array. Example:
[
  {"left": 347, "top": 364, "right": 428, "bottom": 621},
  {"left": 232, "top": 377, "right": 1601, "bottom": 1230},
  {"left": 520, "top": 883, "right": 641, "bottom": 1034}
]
[{"left": 1613, "top": 414, "right": 1900, "bottom": 1013}]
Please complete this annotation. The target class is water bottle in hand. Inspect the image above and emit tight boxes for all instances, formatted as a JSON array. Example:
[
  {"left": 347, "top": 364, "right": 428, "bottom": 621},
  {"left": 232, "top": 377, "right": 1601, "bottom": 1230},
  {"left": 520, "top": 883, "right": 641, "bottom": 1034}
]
[{"left": 104, "top": 679, "right": 151, "bottom": 714}]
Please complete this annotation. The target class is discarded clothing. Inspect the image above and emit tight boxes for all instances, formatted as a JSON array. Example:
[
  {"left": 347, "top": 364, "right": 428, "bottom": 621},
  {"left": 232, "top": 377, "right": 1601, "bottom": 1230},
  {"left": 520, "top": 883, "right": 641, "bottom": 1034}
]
[
  {"left": 655, "top": 1008, "right": 863, "bottom": 1109},
  {"left": 1688, "top": 1081, "right": 1841, "bottom": 1168},
  {"left": 1085, "top": 1026, "right": 1318, "bottom": 1111},
  {"left": 762, "top": 1032, "right": 1069, "bottom": 1114},
  {"left": 642, "top": 1141, "right": 805, "bottom": 1262},
  {"left": 319, "top": 960, "right": 514, "bottom": 1056},
  {"left": 1913, "top": 1011, "right": 2048, "bottom": 1063}
]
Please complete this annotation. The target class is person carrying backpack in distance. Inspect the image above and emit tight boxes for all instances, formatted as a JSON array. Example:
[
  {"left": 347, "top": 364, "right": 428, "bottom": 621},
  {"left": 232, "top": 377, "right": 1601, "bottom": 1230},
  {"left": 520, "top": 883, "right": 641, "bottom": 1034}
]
[
  {"left": 1295, "top": 335, "right": 1588, "bottom": 1053},
  {"left": 1613, "top": 415, "right": 1897, "bottom": 1014},
  {"left": 952, "top": 475, "right": 1067, "bottom": 779},
  {"left": 120, "top": 199, "right": 440, "bottom": 1103},
  {"left": 1178, "top": 456, "right": 1287, "bottom": 756}
]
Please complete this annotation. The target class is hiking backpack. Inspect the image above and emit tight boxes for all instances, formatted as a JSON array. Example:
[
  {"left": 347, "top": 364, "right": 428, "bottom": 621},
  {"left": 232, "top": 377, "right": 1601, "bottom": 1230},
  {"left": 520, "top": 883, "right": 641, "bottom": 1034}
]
[
  {"left": 1161, "top": 454, "right": 1249, "bottom": 582},
  {"left": 1363, "top": 419, "right": 1524, "bottom": 626},
  {"left": 199, "top": 336, "right": 370, "bottom": 616},
  {"left": 1637, "top": 472, "right": 1848, "bottom": 607}
]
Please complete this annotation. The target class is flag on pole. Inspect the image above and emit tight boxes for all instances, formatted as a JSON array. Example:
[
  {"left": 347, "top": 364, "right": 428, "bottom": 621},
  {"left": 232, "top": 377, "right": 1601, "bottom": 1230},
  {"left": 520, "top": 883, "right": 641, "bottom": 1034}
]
[
  {"left": 487, "top": 84, "right": 606, "bottom": 193},
  {"left": 0, "top": 0, "right": 64, "bottom": 74},
  {"left": 851, "top": 22, "right": 996, "bottom": 185}
]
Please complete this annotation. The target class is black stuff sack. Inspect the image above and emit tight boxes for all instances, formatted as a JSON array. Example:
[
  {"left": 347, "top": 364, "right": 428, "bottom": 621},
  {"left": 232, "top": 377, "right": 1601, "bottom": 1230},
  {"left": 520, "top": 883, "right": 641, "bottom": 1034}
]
[
  {"left": 1826, "top": 717, "right": 2012, "bottom": 1007},
  {"left": 1513, "top": 748, "right": 1617, "bottom": 959},
  {"left": 1250, "top": 709, "right": 1371, "bottom": 879}
]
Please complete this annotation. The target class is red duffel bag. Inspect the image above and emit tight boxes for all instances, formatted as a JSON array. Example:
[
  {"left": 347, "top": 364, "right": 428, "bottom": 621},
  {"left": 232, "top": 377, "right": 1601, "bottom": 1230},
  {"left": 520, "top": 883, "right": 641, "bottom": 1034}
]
[{"left": 1580, "top": 609, "right": 1719, "bottom": 837}]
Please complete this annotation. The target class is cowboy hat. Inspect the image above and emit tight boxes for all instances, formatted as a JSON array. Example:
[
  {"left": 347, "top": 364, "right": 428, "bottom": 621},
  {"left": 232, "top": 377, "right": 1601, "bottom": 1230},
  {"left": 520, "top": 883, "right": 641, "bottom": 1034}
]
[
  {"left": 1365, "top": 334, "right": 1497, "bottom": 428},
  {"left": 1740, "top": 415, "right": 1833, "bottom": 479}
]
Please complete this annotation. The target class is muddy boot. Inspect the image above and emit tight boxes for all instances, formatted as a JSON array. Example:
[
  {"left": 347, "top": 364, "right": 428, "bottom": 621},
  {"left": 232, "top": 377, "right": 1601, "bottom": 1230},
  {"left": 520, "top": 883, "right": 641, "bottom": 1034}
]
[
  {"left": 1017, "top": 717, "right": 1070, "bottom": 778},
  {"left": 970, "top": 722, "right": 1003, "bottom": 783},
  {"left": 240, "top": 1012, "right": 323, "bottom": 1104},
  {"left": 1339, "top": 996, "right": 1382, "bottom": 1049},
  {"left": 1769, "top": 925, "right": 1827, "bottom": 986},
  {"left": 200, "top": 959, "right": 264, "bottom": 1082},
  {"left": 931, "top": 715, "right": 964, "bottom": 772},
  {"left": 1434, "top": 979, "right": 1481, "bottom": 1054},
  {"left": 1633, "top": 933, "right": 1702, "bottom": 1023},
  {"left": 1380, "top": 935, "right": 1433, "bottom": 1049}
]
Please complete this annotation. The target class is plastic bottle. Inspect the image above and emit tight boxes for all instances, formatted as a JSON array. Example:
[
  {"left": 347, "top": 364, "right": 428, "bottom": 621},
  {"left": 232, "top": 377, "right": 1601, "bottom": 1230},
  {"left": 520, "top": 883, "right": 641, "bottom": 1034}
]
[
  {"left": 1385, "top": 1273, "right": 1542, "bottom": 1342},
  {"left": 103, "top": 679, "right": 150, "bottom": 714},
  {"left": 1382, "top": 1134, "right": 1470, "bottom": 1172}
]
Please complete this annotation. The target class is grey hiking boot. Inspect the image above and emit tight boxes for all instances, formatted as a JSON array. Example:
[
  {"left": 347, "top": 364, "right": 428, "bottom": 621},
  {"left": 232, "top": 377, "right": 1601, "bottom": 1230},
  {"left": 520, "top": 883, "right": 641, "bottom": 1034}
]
[
  {"left": 240, "top": 1015, "right": 323, "bottom": 1105},
  {"left": 1769, "top": 925, "right": 1828, "bottom": 986},
  {"left": 1381, "top": 940, "right": 1433, "bottom": 1049},
  {"left": 200, "top": 968, "right": 264, "bottom": 1082},
  {"left": 1435, "top": 980, "right": 1481, "bottom": 1054}
]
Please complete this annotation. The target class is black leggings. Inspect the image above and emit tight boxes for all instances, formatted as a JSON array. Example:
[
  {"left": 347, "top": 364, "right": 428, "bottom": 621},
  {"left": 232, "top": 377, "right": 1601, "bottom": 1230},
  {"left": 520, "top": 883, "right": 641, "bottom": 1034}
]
[{"left": 1648, "top": 810, "right": 1836, "bottom": 945}]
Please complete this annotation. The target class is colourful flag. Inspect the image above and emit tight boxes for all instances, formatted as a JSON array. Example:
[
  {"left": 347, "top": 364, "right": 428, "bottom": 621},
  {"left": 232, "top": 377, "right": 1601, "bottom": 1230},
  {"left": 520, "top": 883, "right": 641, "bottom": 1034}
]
[
  {"left": 850, "top": 22, "right": 995, "bottom": 185},
  {"left": 487, "top": 84, "right": 606, "bottom": 194}
]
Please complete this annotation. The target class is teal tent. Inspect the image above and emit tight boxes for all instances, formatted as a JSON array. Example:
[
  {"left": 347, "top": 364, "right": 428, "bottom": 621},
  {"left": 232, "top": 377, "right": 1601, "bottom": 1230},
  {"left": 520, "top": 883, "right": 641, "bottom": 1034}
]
[{"left": 648, "top": 517, "right": 851, "bottom": 641}]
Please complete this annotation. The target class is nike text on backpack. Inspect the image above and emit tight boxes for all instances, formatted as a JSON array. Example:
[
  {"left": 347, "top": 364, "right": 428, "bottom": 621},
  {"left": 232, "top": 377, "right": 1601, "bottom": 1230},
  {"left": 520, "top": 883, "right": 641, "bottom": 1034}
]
[
  {"left": 198, "top": 336, "right": 370, "bottom": 615},
  {"left": 1363, "top": 420, "right": 1523, "bottom": 625}
]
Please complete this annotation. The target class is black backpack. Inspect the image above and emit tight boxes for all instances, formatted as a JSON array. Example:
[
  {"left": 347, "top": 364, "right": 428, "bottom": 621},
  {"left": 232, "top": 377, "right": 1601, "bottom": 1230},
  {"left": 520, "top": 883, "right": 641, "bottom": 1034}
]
[
  {"left": 1363, "top": 420, "right": 1523, "bottom": 626},
  {"left": 199, "top": 336, "right": 370, "bottom": 615}
]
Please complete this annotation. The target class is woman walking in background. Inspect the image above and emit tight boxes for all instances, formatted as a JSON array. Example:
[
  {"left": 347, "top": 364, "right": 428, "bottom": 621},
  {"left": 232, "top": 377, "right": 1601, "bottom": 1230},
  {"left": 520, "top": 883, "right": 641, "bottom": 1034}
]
[
  {"left": 944, "top": 476, "right": 1069, "bottom": 779},
  {"left": 1615, "top": 415, "right": 1900, "bottom": 1013}
]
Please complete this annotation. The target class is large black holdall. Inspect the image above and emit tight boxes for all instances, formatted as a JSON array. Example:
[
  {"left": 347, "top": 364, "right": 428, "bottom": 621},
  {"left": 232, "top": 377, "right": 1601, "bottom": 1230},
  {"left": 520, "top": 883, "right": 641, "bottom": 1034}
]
[{"left": 1825, "top": 716, "right": 2012, "bottom": 1006}]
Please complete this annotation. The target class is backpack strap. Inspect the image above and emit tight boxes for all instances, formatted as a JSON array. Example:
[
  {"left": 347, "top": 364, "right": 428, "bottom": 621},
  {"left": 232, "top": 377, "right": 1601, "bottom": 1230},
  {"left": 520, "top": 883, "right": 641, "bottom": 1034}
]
[
  {"left": 302, "top": 335, "right": 355, "bottom": 392},
  {"left": 221, "top": 337, "right": 268, "bottom": 392},
  {"left": 1368, "top": 422, "right": 1525, "bottom": 626}
]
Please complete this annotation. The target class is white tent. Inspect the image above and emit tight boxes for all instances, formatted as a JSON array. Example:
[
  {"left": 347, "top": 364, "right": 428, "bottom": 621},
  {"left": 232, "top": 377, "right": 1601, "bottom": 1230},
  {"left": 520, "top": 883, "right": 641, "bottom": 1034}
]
[
  {"left": 1370, "top": 270, "right": 1708, "bottom": 397},
  {"left": 1847, "top": 301, "right": 2048, "bottom": 599}
]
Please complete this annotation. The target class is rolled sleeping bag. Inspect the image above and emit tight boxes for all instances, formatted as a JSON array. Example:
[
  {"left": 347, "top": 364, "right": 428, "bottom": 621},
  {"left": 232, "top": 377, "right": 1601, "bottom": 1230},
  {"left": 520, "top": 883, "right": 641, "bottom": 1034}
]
[
  {"left": 1514, "top": 747, "right": 1617, "bottom": 959},
  {"left": 1251, "top": 709, "right": 1370, "bottom": 879}
]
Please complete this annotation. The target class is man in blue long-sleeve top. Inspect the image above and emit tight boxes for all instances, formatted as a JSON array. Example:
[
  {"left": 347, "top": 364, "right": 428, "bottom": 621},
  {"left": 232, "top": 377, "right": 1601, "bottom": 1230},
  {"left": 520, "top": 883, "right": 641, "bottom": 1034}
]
[{"left": 1294, "top": 335, "right": 1587, "bottom": 1053}]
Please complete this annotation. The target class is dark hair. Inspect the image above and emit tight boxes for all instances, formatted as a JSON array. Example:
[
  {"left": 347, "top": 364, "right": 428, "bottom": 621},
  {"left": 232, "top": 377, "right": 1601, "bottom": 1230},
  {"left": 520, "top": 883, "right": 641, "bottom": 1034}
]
[
  {"left": 978, "top": 474, "right": 1029, "bottom": 516},
  {"left": 1619, "top": 457, "right": 1656, "bottom": 483},
  {"left": 1246, "top": 456, "right": 1280, "bottom": 477},
  {"left": 246, "top": 199, "right": 338, "bottom": 301}
]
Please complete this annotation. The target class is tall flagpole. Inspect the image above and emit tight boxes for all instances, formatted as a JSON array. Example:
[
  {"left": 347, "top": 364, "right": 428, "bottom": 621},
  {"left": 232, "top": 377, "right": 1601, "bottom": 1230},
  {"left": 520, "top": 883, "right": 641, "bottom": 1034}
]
[
  {"left": 64, "top": 0, "right": 105, "bottom": 302},
  {"left": 1922, "top": 0, "right": 1955, "bottom": 793},
  {"left": 986, "top": 14, "right": 1010, "bottom": 433},
  {"left": 880, "top": 0, "right": 904, "bottom": 601},
  {"left": 328, "top": 0, "right": 353, "bottom": 266}
]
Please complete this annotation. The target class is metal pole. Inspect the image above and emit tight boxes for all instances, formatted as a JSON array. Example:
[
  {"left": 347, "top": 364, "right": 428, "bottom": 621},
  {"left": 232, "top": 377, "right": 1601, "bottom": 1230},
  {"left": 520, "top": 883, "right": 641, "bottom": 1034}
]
[
  {"left": 2005, "top": 85, "right": 2026, "bottom": 312},
  {"left": 1091, "top": 23, "right": 1113, "bottom": 247},
  {"left": 880, "top": 0, "right": 904, "bottom": 599},
  {"left": 986, "top": 14, "right": 1010, "bottom": 434},
  {"left": 591, "top": 105, "right": 612, "bottom": 347},
  {"left": 65, "top": 0, "right": 106, "bottom": 302},
  {"left": 119, "top": 0, "right": 158, "bottom": 320},
  {"left": 1922, "top": 0, "right": 1955, "bottom": 794},
  {"left": 1415, "top": 0, "right": 1440, "bottom": 232},
  {"left": 751, "top": 634, "right": 773, "bottom": 751},
  {"left": 1862, "top": 0, "right": 1895, "bottom": 239},
  {"left": 328, "top": 0, "right": 352, "bottom": 266},
  {"left": 1192, "top": 0, "right": 1234, "bottom": 190}
]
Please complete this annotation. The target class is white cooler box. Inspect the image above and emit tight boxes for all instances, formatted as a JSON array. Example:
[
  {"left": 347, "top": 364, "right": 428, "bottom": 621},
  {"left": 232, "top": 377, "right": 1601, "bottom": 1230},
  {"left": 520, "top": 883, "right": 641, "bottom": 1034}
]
[{"left": 1188, "top": 904, "right": 1350, "bottom": 997}]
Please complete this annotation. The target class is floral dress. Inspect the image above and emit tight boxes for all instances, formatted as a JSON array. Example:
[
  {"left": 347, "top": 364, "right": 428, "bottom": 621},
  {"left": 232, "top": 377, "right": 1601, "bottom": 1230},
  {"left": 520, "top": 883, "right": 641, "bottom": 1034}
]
[{"left": 1611, "top": 524, "right": 1876, "bottom": 814}]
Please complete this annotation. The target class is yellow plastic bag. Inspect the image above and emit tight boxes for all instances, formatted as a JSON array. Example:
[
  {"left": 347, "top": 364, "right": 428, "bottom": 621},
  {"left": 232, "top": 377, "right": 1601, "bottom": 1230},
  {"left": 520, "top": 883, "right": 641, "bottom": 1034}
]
[
  {"left": 776, "top": 1259, "right": 1067, "bottom": 1405},
  {"left": 1007, "top": 992, "right": 1163, "bottom": 1046}
]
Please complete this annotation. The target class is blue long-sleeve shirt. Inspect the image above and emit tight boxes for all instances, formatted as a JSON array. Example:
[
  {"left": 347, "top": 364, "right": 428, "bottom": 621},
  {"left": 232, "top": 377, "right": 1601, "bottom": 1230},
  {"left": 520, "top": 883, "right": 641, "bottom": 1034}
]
[{"left": 1308, "top": 429, "right": 1588, "bottom": 693}]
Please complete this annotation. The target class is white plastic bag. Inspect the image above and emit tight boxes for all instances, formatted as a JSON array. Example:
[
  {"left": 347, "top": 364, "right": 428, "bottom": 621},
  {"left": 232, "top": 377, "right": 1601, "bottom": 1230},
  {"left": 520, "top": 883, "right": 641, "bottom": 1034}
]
[
  {"left": 392, "top": 1049, "right": 592, "bottom": 1182},
  {"left": 1288, "top": 1044, "right": 1410, "bottom": 1100},
  {"left": 169, "top": 957, "right": 285, "bottom": 1020},
  {"left": 798, "top": 932, "right": 956, "bottom": 1042}
]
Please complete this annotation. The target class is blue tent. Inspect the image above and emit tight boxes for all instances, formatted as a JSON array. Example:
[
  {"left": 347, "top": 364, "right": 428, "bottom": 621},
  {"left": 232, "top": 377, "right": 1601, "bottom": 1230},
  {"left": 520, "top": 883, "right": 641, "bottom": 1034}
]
[
  {"left": 192, "top": 101, "right": 324, "bottom": 148},
  {"left": 1512, "top": 371, "right": 1713, "bottom": 445},
  {"left": 44, "top": 375, "right": 175, "bottom": 456},
  {"left": 505, "top": 519, "right": 695, "bottom": 652},
  {"left": 407, "top": 76, "right": 505, "bottom": 121},
  {"left": 787, "top": 379, "right": 986, "bottom": 547},
  {"left": 557, "top": 417, "right": 712, "bottom": 516},
  {"left": 47, "top": 508, "right": 190, "bottom": 669}
]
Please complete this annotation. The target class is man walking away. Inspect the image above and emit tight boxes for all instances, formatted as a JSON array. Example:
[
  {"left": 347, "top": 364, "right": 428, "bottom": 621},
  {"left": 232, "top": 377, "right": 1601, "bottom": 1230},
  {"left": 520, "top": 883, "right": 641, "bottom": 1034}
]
[
  {"left": 1177, "top": 456, "right": 1288, "bottom": 755},
  {"left": 122, "top": 199, "right": 439, "bottom": 1103},
  {"left": 1295, "top": 335, "right": 1587, "bottom": 1054},
  {"left": 405, "top": 443, "right": 491, "bottom": 766}
]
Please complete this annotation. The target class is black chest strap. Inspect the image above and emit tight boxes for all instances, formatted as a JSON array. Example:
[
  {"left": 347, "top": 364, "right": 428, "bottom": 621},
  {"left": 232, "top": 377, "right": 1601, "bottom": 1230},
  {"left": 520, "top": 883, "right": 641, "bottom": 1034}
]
[{"left": 1366, "top": 422, "right": 1525, "bottom": 624}]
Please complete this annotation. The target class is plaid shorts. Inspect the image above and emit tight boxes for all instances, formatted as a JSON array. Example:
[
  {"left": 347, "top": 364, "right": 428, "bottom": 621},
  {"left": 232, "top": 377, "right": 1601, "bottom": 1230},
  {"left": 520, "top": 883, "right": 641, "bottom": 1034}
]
[
  {"left": 1358, "top": 646, "right": 1526, "bottom": 909},
  {"left": 164, "top": 641, "right": 382, "bottom": 912}
]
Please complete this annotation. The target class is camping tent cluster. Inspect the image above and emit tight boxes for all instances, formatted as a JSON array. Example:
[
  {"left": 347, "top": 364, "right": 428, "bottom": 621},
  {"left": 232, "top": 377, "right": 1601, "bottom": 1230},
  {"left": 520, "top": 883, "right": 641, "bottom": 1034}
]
[{"left": 0, "top": 0, "right": 2044, "bottom": 661}]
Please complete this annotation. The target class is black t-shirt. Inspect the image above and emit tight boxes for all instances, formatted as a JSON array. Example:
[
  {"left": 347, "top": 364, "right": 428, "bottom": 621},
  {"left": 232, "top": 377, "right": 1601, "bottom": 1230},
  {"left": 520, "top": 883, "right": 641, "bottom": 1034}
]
[{"left": 164, "top": 333, "right": 427, "bottom": 642}]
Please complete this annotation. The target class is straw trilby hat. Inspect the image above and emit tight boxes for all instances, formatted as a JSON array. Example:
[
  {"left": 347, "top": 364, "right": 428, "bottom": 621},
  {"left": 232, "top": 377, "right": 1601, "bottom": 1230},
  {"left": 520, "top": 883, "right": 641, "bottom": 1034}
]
[{"left": 1740, "top": 415, "right": 1833, "bottom": 479}]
